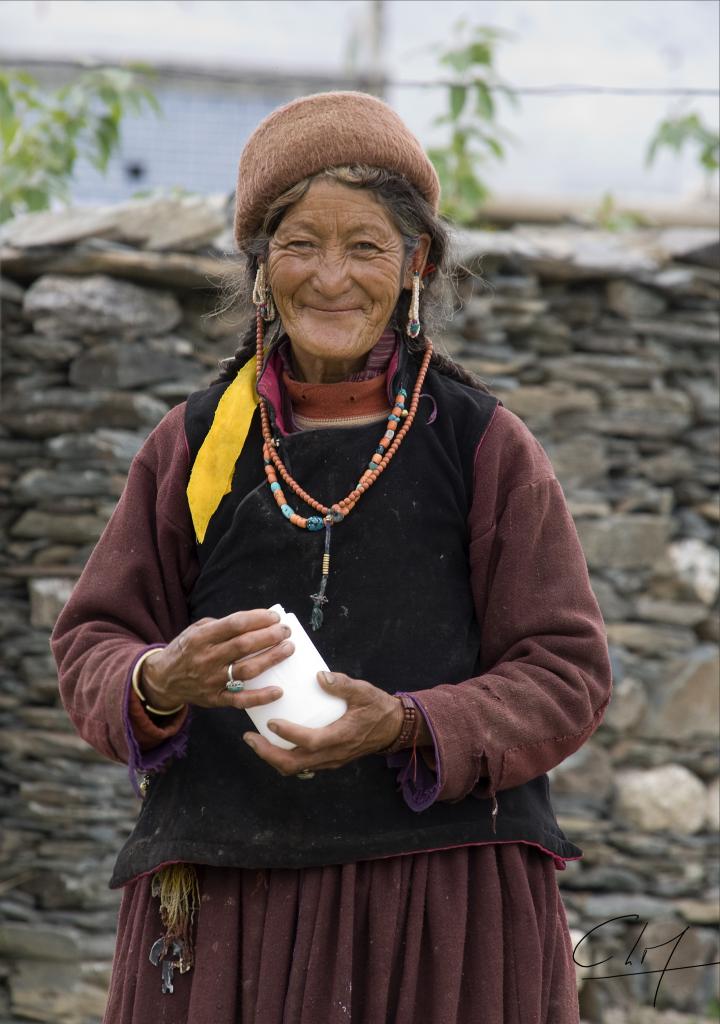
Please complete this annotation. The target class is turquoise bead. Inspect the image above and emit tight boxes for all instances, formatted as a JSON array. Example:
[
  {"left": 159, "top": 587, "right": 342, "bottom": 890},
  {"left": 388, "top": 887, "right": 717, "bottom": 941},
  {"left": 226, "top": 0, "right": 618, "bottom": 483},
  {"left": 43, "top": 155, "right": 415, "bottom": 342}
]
[
  {"left": 270, "top": 482, "right": 281, "bottom": 492},
  {"left": 388, "top": 414, "right": 400, "bottom": 422},
  {"left": 307, "top": 516, "right": 324, "bottom": 531},
  {"left": 399, "top": 388, "right": 408, "bottom": 397},
  {"left": 281, "top": 504, "right": 293, "bottom": 518}
]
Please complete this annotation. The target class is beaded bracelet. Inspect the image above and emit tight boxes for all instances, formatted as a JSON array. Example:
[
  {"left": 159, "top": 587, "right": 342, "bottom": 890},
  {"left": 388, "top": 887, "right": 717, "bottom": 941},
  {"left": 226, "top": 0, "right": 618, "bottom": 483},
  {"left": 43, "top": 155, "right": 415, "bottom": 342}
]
[
  {"left": 378, "top": 694, "right": 419, "bottom": 755},
  {"left": 131, "top": 648, "right": 186, "bottom": 717}
]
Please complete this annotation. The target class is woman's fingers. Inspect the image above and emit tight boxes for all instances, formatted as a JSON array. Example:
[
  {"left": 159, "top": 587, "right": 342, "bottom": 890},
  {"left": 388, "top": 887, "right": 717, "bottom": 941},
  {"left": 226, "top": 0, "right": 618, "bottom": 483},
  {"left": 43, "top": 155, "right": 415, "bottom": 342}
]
[
  {"left": 242, "top": 731, "right": 330, "bottom": 775},
  {"left": 245, "top": 711, "right": 358, "bottom": 774},
  {"left": 264, "top": 717, "right": 345, "bottom": 752},
  {"left": 225, "top": 638, "right": 295, "bottom": 683},
  {"left": 213, "top": 621, "right": 291, "bottom": 668},
  {"left": 242, "top": 671, "right": 404, "bottom": 771},
  {"left": 151, "top": 611, "right": 292, "bottom": 708},
  {"left": 210, "top": 641, "right": 295, "bottom": 709},
  {"left": 193, "top": 608, "right": 282, "bottom": 646},
  {"left": 219, "top": 684, "right": 285, "bottom": 712}
]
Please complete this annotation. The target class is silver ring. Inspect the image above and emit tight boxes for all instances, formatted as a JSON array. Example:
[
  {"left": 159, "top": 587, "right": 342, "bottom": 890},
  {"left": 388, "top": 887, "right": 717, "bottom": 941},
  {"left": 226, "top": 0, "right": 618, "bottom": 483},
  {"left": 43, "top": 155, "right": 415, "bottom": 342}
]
[
  {"left": 225, "top": 663, "right": 244, "bottom": 693},
  {"left": 296, "top": 769, "right": 315, "bottom": 780}
]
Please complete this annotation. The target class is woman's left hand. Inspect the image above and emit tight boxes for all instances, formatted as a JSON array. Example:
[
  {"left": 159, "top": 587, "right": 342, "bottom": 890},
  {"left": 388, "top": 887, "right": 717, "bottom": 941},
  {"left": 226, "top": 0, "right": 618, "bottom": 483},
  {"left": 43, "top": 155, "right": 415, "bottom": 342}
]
[{"left": 242, "top": 671, "right": 404, "bottom": 774}]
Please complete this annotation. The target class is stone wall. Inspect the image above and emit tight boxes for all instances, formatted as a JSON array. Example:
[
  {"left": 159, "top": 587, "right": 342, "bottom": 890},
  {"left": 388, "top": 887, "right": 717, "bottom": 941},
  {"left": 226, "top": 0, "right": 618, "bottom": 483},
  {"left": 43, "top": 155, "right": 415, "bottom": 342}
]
[{"left": 0, "top": 198, "right": 718, "bottom": 1024}]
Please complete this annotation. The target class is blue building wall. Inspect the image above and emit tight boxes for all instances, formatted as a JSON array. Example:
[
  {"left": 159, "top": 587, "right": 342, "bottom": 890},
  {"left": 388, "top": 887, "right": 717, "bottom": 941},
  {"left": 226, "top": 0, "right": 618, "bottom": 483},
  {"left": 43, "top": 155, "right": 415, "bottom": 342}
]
[{"left": 67, "top": 75, "right": 324, "bottom": 204}]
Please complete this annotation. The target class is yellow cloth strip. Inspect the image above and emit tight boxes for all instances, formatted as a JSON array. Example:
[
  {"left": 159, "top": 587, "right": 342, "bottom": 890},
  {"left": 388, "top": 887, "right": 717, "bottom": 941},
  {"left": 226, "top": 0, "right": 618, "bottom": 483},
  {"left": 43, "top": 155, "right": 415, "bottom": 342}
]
[{"left": 186, "top": 356, "right": 259, "bottom": 544}]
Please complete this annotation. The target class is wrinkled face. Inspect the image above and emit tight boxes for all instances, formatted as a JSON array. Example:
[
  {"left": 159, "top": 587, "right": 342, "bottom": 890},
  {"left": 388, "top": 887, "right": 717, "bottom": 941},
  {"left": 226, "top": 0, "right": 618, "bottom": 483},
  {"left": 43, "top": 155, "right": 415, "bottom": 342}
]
[{"left": 266, "top": 178, "right": 428, "bottom": 381}]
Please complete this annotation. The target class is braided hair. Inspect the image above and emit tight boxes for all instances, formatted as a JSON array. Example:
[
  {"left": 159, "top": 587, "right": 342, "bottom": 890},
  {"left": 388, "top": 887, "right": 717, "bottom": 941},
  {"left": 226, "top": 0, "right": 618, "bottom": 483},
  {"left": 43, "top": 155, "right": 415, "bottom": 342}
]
[{"left": 210, "top": 166, "right": 491, "bottom": 395}]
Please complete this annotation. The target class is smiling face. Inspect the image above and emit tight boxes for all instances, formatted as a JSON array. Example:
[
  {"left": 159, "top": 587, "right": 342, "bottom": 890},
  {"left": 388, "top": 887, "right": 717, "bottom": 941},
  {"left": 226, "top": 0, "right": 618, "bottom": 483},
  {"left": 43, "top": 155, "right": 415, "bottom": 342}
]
[{"left": 266, "top": 178, "right": 429, "bottom": 383}]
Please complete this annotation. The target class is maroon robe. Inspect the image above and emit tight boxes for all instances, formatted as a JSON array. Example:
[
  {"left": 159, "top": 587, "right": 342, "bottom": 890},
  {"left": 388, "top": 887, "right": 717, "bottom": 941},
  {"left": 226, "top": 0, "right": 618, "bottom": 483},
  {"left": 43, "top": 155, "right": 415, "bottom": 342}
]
[{"left": 51, "top": 357, "right": 612, "bottom": 1023}]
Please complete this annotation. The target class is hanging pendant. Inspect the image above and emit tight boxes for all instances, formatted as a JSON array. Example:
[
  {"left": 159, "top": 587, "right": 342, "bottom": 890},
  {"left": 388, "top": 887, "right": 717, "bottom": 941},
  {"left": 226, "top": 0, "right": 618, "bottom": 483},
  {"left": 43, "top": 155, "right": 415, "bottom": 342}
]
[{"left": 309, "top": 518, "right": 333, "bottom": 630}]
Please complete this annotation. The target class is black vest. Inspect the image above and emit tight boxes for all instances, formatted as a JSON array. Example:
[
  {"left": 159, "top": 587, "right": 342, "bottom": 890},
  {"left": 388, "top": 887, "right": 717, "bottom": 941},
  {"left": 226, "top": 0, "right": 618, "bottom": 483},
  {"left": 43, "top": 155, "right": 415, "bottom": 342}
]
[{"left": 110, "top": 346, "right": 581, "bottom": 888}]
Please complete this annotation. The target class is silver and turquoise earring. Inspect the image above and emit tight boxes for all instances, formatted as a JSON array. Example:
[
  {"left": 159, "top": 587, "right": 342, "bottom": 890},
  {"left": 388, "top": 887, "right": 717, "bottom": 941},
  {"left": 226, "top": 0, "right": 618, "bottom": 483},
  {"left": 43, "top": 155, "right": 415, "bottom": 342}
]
[
  {"left": 252, "top": 262, "right": 276, "bottom": 321},
  {"left": 406, "top": 270, "right": 422, "bottom": 338}
]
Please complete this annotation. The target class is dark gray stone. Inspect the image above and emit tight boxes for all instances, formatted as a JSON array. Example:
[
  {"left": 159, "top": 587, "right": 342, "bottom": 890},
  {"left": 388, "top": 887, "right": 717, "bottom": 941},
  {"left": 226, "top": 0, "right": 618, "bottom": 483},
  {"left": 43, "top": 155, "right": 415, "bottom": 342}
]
[
  {"left": 576, "top": 515, "right": 671, "bottom": 569},
  {"left": 0, "top": 922, "right": 81, "bottom": 961},
  {"left": 0, "top": 275, "right": 25, "bottom": 303},
  {"left": 545, "top": 354, "right": 663, "bottom": 388},
  {"left": 606, "top": 279, "right": 667, "bottom": 318},
  {"left": 46, "top": 430, "right": 145, "bottom": 466},
  {"left": 69, "top": 341, "right": 192, "bottom": 390},
  {"left": 10, "top": 510, "right": 107, "bottom": 544},
  {"left": 6, "top": 334, "right": 82, "bottom": 363},
  {"left": 638, "top": 646, "right": 720, "bottom": 741},
  {"left": 23, "top": 273, "right": 181, "bottom": 337},
  {"left": 549, "top": 741, "right": 614, "bottom": 807},
  {"left": 631, "top": 316, "right": 720, "bottom": 346},
  {"left": 15, "top": 468, "right": 121, "bottom": 503},
  {"left": 590, "top": 389, "right": 693, "bottom": 439},
  {"left": 1, "top": 389, "right": 168, "bottom": 438}
]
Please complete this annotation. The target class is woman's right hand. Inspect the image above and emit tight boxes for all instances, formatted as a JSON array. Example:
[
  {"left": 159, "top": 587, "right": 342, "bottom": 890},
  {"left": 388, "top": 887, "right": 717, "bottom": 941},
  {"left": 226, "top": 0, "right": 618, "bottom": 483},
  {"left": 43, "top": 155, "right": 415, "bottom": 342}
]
[{"left": 139, "top": 609, "right": 293, "bottom": 712}]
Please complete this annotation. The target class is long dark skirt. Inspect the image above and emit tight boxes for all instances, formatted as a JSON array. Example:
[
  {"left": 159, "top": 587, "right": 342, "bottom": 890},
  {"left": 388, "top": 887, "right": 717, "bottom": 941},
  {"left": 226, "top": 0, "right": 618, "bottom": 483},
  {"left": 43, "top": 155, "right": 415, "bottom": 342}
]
[{"left": 103, "top": 843, "right": 579, "bottom": 1024}]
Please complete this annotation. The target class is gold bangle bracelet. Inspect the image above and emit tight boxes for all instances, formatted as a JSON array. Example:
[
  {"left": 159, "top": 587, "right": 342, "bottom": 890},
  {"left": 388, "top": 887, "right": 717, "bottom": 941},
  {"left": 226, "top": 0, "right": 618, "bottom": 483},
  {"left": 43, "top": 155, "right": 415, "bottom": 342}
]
[{"left": 131, "top": 650, "right": 186, "bottom": 717}]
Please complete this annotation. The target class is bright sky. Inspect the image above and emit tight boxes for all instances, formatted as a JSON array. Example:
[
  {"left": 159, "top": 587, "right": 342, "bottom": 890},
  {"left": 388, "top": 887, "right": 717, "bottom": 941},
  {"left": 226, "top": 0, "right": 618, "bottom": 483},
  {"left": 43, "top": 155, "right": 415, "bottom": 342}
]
[{"left": 1, "top": 0, "right": 718, "bottom": 202}]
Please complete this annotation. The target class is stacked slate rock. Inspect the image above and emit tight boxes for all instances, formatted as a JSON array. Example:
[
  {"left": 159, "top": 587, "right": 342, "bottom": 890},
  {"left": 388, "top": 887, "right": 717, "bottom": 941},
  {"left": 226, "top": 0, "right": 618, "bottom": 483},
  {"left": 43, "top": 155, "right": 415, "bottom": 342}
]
[{"left": 0, "top": 197, "right": 718, "bottom": 1024}]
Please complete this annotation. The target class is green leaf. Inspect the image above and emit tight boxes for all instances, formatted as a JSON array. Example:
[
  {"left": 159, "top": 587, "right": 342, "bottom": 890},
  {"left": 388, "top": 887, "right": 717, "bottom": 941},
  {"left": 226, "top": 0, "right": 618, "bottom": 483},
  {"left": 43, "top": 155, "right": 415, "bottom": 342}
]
[
  {"left": 97, "top": 84, "right": 115, "bottom": 104},
  {"left": 449, "top": 85, "right": 467, "bottom": 120},
  {"left": 646, "top": 111, "right": 719, "bottom": 173},
  {"left": 0, "top": 115, "right": 19, "bottom": 151},
  {"left": 468, "top": 42, "right": 492, "bottom": 66},
  {"left": 474, "top": 81, "right": 494, "bottom": 120},
  {"left": 141, "top": 89, "right": 163, "bottom": 116},
  {"left": 700, "top": 144, "right": 719, "bottom": 171},
  {"left": 47, "top": 136, "right": 75, "bottom": 174},
  {"left": 0, "top": 196, "right": 15, "bottom": 223},
  {"left": 0, "top": 79, "right": 15, "bottom": 124},
  {"left": 422, "top": 20, "right": 514, "bottom": 223},
  {"left": 427, "top": 147, "right": 449, "bottom": 172},
  {"left": 18, "top": 185, "right": 50, "bottom": 211},
  {"left": 14, "top": 70, "right": 38, "bottom": 87},
  {"left": 451, "top": 126, "right": 469, "bottom": 155},
  {"left": 439, "top": 50, "right": 469, "bottom": 73},
  {"left": 127, "top": 61, "right": 158, "bottom": 78},
  {"left": 645, "top": 137, "right": 659, "bottom": 167},
  {"left": 483, "top": 136, "right": 504, "bottom": 159}
]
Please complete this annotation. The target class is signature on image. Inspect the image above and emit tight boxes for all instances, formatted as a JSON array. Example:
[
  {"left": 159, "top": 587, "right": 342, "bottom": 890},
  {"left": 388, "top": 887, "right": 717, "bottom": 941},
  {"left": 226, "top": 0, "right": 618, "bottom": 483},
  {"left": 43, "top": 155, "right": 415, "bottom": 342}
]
[{"left": 574, "top": 915, "right": 720, "bottom": 1006}]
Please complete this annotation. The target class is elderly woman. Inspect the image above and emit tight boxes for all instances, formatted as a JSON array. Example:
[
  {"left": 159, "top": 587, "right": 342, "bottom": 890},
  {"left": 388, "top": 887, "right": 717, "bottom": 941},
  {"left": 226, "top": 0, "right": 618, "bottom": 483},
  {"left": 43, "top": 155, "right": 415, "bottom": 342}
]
[{"left": 51, "top": 92, "right": 612, "bottom": 1024}]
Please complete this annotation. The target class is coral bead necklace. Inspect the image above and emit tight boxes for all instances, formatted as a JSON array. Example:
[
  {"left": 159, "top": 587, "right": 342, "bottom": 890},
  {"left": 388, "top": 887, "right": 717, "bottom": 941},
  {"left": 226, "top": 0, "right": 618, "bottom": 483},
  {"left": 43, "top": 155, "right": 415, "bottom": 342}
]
[{"left": 255, "top": 312, "right": 433, "bottom": 629}]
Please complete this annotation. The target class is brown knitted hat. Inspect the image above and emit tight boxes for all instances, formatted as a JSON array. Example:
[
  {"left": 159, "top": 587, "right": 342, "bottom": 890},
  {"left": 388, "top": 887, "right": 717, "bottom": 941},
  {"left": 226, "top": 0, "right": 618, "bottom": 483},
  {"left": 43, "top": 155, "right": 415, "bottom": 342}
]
[{"left": 233, "top": 91, "right": 440, "bottom": 248}]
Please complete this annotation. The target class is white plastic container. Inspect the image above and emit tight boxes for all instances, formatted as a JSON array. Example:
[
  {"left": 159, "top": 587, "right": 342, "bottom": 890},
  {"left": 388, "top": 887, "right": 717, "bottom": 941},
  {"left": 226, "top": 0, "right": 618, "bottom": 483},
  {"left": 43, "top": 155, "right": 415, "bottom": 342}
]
[{"left": 241, "top": 603, "right": 348, "bottom": 749}]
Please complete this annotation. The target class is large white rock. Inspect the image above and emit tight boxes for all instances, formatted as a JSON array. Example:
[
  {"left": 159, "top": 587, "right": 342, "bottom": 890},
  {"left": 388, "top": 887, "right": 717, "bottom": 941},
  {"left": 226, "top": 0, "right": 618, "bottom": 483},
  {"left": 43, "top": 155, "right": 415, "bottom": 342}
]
[
  {"left": 613, "top": 764, "right": 707, "bottom": 834},
  {"left": 667, "top": 538, "right": 720, "bottom": 605},
  {"left": 29, "top": 578, "right": 75, "bottom": 630},
  {"left": 706, "top": 778, "right": 720, "bottom": 833}
]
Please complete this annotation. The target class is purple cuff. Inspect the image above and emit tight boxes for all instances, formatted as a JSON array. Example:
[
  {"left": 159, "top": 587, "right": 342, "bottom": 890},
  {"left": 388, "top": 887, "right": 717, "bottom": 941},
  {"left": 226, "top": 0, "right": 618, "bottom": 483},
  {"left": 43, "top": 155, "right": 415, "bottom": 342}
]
[
  {"left": 123, "top": 645, "right": 192, "bottom": 797},
  {"left": 385, "top": 693, "right": 443, "bottom": 812}
]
